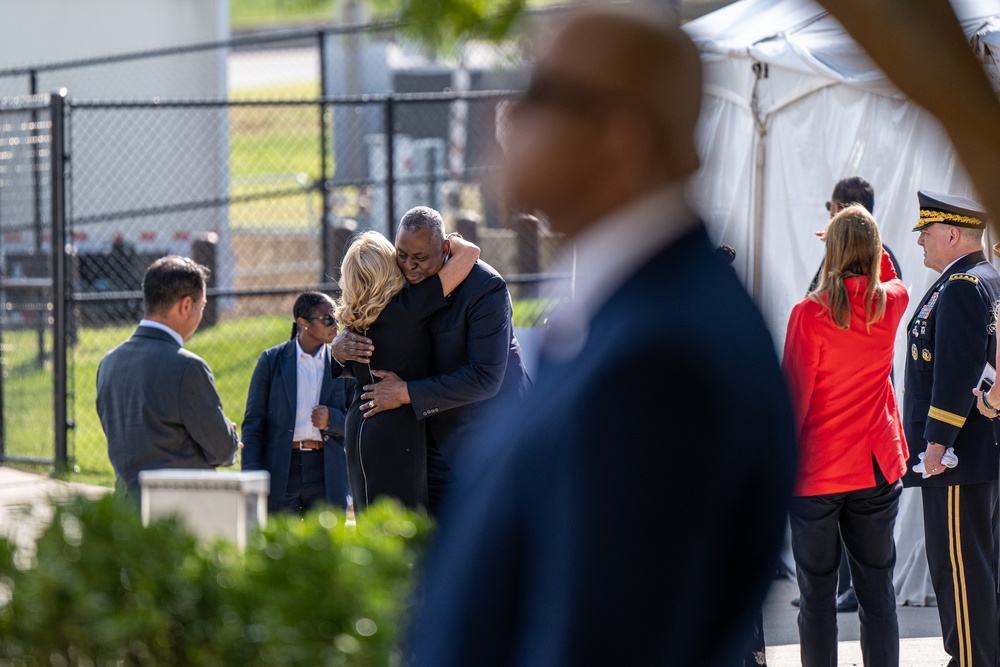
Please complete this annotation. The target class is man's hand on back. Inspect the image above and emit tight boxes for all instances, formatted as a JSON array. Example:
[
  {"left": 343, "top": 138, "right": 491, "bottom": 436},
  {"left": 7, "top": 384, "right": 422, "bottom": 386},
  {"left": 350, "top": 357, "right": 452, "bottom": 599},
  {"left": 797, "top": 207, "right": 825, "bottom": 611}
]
[
  {"left": 360, "top": 370, "right": 410, "bottom": 418},
  {"left": 331, "top": 329, "right": 374, "bottom": 364}
]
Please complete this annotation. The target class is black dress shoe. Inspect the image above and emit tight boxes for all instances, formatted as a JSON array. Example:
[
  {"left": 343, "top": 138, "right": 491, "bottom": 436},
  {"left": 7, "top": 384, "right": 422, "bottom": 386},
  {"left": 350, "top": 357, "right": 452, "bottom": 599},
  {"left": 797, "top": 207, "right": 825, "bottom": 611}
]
[{"left": 836, "top": 587, "right": 859, "bottom": 612}]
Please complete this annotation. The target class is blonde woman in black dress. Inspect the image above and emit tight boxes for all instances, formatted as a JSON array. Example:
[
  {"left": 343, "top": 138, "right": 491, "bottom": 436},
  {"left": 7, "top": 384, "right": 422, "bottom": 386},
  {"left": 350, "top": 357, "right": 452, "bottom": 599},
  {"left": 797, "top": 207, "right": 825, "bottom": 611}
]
[{"left": 336, "top": 230, "right": 479, "bottom": 512}]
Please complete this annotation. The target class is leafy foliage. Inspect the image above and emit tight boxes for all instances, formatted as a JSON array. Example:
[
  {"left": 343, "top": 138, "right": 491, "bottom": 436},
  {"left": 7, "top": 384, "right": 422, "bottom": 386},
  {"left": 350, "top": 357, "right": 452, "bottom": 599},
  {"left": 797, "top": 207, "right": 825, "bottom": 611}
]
[
  {"left": 371, "top": 0, "right": 529, "bottom": 52},
  {"left": 0, "top": 494, "right": 431, "bottom": 666}
]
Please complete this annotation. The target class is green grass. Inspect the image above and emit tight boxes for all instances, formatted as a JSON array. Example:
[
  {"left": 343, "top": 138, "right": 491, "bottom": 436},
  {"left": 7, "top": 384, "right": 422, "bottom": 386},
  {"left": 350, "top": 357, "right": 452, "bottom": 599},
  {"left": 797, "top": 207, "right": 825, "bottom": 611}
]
[
  {"left": 4, "top": 306, "right": 547, "bottom": 486},
  {"left": 231, "top": 0, "right": 335, "bottom": 28},
  {"left": 227, "top": 83, "right": 363, "bottom": 227},
  {"left": 3, "top": 317, "right": 290, "bottom": 488},
  {"left": 511, "top": 298, "right": 558, "bottom": 328},
  {"left": 230, "top": 0, "right": 567, "bottom": 29}
]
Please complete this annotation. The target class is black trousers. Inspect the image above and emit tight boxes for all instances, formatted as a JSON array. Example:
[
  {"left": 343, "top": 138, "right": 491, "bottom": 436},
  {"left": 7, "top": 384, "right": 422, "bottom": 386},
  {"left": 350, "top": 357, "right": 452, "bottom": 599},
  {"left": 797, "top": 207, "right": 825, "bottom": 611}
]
[
  {"left": 271, "top": 449, "right": 327, "bottom": 515},
  {"left": 426, "top": 437, "right": 452, "bottom": 517},
  {"left": 789, "top": 465, "right": 901, "bottom": 667},
  {"left": 922, "top": 481, "right": 999, "bottom": 667}
]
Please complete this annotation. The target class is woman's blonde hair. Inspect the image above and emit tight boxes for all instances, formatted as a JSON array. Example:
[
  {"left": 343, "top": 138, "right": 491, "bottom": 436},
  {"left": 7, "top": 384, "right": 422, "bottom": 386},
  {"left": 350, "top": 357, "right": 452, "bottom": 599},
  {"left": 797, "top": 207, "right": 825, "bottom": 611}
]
[
  {"left": 810, "top": 205, "right": 887, "bottom": 331},
  {"left": 335, "top": 231, "right": 406, "bottom": 331}
]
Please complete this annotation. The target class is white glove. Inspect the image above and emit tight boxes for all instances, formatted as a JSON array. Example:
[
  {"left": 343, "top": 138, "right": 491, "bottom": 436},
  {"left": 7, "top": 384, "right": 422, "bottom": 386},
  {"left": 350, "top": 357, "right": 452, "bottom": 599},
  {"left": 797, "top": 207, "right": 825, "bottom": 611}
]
[{"left": 913, "top": 447, "right": 959, "bottom": 479}]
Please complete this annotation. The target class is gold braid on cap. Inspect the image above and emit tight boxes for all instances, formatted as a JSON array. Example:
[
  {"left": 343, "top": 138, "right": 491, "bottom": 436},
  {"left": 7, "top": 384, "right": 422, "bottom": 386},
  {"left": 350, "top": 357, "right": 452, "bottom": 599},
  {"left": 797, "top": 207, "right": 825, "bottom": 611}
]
[{"left": 919, "top": 209, "right": 983, "bottom": 226}]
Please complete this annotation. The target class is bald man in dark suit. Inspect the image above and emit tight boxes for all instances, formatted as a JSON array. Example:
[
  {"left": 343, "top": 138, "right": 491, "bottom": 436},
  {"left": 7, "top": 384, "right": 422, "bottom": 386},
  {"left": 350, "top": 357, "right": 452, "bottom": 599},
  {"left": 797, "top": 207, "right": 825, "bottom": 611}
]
[{"left": 408, "top": 8, "right": 797, "bottom": 666}]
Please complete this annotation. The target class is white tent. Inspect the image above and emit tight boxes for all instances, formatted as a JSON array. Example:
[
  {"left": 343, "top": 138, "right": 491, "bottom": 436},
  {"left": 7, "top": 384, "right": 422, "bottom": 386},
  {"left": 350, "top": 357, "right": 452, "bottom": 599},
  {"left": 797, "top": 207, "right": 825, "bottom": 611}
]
[
  {"left": 685, "top": 0, "right": 1000, "bottom": 605},
  {"left": 684, "top": 0, "right": 1000, "bottom": 362}
]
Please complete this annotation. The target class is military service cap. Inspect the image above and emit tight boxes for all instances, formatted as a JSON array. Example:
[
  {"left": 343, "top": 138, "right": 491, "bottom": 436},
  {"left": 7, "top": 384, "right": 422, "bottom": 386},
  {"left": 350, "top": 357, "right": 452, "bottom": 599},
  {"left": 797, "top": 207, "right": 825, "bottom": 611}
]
[{"left": 913, "top": 190, "right": 988, "bottom": 231}]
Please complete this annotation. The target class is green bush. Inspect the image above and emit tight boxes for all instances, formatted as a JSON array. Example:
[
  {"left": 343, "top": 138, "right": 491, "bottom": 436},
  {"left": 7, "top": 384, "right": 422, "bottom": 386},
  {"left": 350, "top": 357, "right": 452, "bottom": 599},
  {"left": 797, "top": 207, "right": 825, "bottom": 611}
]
[{"left": 0, "top": 494, "right": 431, "bottom": 666}]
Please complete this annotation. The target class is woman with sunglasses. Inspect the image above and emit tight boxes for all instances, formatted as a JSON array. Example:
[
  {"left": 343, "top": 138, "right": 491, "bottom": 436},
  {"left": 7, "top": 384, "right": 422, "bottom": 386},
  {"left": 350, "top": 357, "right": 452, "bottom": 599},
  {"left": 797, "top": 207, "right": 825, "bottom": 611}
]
[
  {"left": 241, "top": 292, "right": 353, "bottom": 515},
  {"left": 337, "top": 231, "right": 479, "bottom": 512}
]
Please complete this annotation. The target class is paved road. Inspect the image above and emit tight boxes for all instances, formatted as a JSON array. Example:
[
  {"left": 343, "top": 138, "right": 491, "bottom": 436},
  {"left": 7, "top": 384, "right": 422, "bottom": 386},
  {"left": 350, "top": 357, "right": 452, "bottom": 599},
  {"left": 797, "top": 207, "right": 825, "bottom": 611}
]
[
  {"left": 0, "top": 465, "right": 110, "bottom": 548},
  {"left": 763, "top": 577, "right": 948, "bottom": 666}
]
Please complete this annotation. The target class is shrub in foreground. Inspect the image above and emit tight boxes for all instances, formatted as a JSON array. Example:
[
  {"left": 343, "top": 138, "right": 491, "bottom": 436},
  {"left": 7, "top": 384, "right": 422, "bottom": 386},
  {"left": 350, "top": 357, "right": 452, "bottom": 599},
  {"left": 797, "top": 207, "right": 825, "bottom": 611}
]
[{"left": 0, "top": 493, "right": 431, "bottom": 666}]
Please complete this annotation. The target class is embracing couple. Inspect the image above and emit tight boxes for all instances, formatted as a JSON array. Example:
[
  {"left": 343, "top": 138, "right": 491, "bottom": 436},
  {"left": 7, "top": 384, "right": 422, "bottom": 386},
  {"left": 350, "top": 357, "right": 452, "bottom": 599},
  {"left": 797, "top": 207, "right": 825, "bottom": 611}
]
[{"left": 332, "top": 206, "right": 530, "bottom": 515}]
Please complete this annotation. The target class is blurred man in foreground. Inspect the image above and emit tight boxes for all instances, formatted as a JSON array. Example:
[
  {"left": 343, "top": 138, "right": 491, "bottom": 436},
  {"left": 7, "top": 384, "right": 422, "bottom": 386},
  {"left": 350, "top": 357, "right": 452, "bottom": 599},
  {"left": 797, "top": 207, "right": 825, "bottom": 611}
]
[
  {"left": 409, "top": 7, "right": 797, "bottom": 666},
  {"left": 97, "top": 256, "right": 240, "bottom": 498}
]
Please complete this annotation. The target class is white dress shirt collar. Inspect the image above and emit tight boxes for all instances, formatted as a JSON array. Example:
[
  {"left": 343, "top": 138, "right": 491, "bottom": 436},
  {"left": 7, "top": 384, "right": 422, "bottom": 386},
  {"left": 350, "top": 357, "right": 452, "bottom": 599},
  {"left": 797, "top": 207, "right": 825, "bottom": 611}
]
[
  {"left": 941, "top": 250, "right": 981, "bottom": 276},
  {"left": 542, "top": 183, "right": 698, "bottom": 362},
  {"left": 295, "top": 338, "right": 326, "bottom": 361},
  {"left": 138, "top": 319, "right": 184, "bottom": 348}
]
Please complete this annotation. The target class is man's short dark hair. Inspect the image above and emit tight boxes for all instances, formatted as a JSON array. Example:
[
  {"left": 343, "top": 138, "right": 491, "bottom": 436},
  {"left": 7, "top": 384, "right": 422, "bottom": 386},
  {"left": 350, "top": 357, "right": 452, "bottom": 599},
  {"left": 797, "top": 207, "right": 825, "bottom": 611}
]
[
  {"left": 399, "top": 206, "right": 446, "bottom": 244},
  {"left": 831, "top": 176, "right": 875, "bottom": 214},
  {"left": 142, "top": 256, "right": 210, "bottom": 315}
]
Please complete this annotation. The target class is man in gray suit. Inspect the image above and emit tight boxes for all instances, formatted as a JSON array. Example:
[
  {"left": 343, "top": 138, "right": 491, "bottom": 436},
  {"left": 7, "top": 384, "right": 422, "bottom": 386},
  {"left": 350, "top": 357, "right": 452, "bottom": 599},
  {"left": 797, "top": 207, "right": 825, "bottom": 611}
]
[{"left": 97, "top": 256, "right": 240, "bottom": 497}]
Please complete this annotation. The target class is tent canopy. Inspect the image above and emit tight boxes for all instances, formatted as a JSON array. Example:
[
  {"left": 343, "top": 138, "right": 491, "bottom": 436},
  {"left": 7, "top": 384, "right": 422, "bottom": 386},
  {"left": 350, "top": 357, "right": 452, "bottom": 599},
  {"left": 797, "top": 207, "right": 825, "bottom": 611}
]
[
  {"left": 684, "top": 0, "right": 1000, "bottom": 364},
  {"left": 687, "top": 0, "right": 1000, "bottom": 93}
]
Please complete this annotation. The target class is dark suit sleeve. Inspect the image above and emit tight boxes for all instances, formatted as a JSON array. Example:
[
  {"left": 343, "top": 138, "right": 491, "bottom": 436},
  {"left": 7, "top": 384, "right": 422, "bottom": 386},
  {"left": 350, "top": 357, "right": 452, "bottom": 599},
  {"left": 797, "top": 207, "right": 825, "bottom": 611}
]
[
  {"left": 179, "top": 357, "right": 240, "bottom": 467},
  {"left": 322, "top": 380, "right": 351, "bottom": 440},
  {"left": 407, "top": 276, "right": 511, "bottom": 419},
  {"left": 924, "top": 280, "right": 991, "bottom": 448},
  {"left": 241, "top": 351, "right": 270, "bottom": 470}
]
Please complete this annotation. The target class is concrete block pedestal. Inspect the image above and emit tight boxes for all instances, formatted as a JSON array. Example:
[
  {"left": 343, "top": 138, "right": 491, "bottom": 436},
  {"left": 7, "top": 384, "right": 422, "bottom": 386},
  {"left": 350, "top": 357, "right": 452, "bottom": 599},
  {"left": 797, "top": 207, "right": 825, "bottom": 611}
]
[{"left": 139, "top": 469, "right": 269, "bottom": 550}]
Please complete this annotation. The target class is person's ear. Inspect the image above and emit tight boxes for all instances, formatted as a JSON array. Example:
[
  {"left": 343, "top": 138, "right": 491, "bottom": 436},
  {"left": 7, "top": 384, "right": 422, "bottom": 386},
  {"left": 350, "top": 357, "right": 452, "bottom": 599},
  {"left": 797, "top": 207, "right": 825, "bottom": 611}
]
[
  {"left": 178, "top": 295, "right": 193, "bottom": 318},
  {"left": 442, "top": 238, "right": 451, "bottom": 258}
]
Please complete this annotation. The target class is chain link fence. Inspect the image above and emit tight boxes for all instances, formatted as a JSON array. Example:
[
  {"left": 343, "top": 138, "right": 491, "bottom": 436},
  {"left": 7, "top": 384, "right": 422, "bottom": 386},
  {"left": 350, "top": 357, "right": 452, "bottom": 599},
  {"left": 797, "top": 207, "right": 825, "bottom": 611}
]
[
  {"left": 0, "top": 94, "right": 60, "bottom": 466},
  {"left": 1, "top": 13, "right": 571, "bottom": 482}
]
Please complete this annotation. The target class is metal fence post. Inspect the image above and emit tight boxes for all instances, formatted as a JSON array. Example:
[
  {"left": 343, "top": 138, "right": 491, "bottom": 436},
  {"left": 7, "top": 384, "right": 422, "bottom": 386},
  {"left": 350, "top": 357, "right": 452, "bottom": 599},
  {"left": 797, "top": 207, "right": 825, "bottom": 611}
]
[
  {"left": 50, "top": 88, "right": 69, "bottom": 468},
  {"left": 30, "top": 69, "right": 46, "bottom": 368},
  {"left": 513, "top": 213, "right": 541, "bottom": 300},
  {"left": 385, "top": 95, "right": 396, "bottom": 239},
  {"left": 318, "top": 30, "right": 332, "bottom": 283}
]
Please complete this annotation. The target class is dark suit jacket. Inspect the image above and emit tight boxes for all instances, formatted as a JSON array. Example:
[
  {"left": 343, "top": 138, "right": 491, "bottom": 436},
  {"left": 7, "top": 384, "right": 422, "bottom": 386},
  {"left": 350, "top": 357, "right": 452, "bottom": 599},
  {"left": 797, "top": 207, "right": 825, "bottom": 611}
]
[
  {"left": 241, "top": 340, "right": 352, "bottom": 509},
  {"left": 409, "top": 225, "right": 798, "bottom": 667},
  {"left": 96, "top": 325, "right": 240, "bottom": 497},
  {"left": 407, "top": 260, "right": 531, "bottom": 463},
  {"left": 903, "top": 251, "right": 1000, "bottom": 487}
]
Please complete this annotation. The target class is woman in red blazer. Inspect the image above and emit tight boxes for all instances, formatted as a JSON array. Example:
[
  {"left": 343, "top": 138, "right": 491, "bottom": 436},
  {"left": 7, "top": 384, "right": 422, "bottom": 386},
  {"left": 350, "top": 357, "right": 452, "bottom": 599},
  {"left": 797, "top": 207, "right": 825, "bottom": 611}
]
[{"left": 782, "top": 205, "right": 909, "bottom": 667}]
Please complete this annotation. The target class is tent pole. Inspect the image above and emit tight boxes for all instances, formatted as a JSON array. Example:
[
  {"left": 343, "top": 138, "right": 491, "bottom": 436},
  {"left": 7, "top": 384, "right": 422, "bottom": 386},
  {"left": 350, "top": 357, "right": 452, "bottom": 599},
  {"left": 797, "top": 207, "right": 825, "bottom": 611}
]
[
  {"left": 750, "top": 60, "right": 768, "bottom": 304},
  {"left": 751, "top": 119, "right": 766, "bottom": 302}
]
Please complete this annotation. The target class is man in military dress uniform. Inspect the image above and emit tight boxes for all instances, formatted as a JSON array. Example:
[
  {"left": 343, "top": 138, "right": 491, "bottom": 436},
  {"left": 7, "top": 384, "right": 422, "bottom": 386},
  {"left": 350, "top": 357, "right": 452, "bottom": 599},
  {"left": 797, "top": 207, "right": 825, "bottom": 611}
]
[{"left": 904, "top": 190, "right": 1000, "bottom": 667}]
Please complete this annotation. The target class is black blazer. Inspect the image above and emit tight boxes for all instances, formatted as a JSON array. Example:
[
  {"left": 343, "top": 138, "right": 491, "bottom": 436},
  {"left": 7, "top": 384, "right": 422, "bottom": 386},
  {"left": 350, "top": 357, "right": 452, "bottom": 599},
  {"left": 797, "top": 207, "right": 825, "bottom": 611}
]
[
  {"left": 903, "top": 251, "right": 1000, "bottom": 487},
  {"left": 407, "top": 260, "right": 531, "bottom": 462},
  {"left": 241, "top": 340, "right": 352, "bottom": 509},
  {"left": 96, "top": 326, "right": 240, "bottom": 497},
  {"left": 408, "top": 225, "right": 798, "bottom": 667}
]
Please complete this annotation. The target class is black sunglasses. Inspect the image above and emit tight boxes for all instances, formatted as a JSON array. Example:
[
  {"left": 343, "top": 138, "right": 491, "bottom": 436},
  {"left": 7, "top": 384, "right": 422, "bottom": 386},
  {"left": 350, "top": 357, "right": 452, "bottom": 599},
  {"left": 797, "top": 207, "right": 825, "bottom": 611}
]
[
  {"left": 518, "top": 74, "right": 619, "bottom": 117},
  {"left": 308, "top": 314, "right": 337, "bottom": 327}
]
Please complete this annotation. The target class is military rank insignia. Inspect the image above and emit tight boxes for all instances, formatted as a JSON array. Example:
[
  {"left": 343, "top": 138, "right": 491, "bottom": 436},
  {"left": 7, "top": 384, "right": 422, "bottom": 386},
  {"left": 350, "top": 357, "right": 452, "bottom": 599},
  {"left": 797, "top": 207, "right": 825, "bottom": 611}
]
[{"left": 949, "top": 272, "right": 979, "bottom": 284}]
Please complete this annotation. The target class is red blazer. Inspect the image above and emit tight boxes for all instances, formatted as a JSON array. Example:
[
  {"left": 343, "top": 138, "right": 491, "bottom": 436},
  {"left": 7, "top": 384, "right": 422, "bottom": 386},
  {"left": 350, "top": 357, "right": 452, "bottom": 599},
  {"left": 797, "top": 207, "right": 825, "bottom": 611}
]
[{"left": 782, "top": 250, "right": 910, "bottom": 496}]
